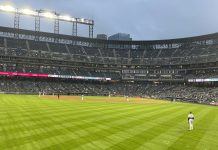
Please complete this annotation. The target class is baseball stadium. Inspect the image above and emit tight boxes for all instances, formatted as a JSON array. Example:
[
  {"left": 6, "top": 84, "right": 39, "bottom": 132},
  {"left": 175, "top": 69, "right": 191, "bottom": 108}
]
[{"left": 0, "top": 1, "right": 218, "bottom": 150}]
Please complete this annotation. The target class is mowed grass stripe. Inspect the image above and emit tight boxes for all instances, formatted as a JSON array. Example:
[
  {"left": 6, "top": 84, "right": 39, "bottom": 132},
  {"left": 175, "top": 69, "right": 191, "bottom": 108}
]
[
  {"left": 0, "top": 94, "right": 118, "bottom": 112},
  {"left": 2, "top": 103, "right": 172, "bottom": 150},
  {"left": 5, "top": 103, "right": 181, "bottom": 150},
  {"left": 1, "top": 95, "right": 218, "bottom": 150},
  {"left": 100, "top": 105, "right": 202, "bottom": 150},
  {"left": 0, "top": 97, "right": 131, "bottom": 117},
  {"left": 0, "top": 97, "right": 152, "bottom": 129},
  {"left": 0, "top": 101, "right": 151, "bottom": 138},
  {"left": 195, "top": 107, "right": 218, "bottom": 150},
  {"left": 0, "top": 102, "right": 140, "bottom": 127},
  {"left": 0, "top": 95, "right": 163, "bottom": 121},
  {"left": 167, "top": 108, "right": 218, "bottom": 150},
  {"left": 0, "top": 100, "right": 166, "bottom": 140},
  {"left": 45, "top": 104, "right": 186, "bottom": 148},
  {"left": 0, "top": 102, "right": 162, "bottom": 142},
  {"left": 76, "top": 104, "right": 195, "bottom": 150},
  {"left": 136, "top": 106, "right": 212, "bottom": 150},
  {"left": 37, "top": 104, "right": 185, "bottom": 150},
  {"left": 0, "top": 99, "right": 170, "bottom": 148},
  {"left": 76, "top": 105, "right": 193, "bottom": 149},
  {"left": 24, "top": 104, "right": 177, "bottom": 150}
]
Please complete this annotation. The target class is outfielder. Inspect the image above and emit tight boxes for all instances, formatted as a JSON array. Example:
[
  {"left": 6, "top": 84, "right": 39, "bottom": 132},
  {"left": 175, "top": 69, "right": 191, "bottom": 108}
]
[{"left": 188, "top": 112, "right": 194, "bottom": 130}]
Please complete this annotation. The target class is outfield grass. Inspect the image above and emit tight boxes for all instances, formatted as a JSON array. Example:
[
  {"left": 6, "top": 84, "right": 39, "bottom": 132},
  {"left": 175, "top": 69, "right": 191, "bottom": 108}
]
[{"left": 0, "top": 95, "right": 218, "bottom": 150}]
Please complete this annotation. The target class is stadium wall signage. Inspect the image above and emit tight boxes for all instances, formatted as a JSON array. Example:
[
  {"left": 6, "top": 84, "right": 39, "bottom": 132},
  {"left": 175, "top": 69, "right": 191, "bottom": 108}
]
[
  {"left": 0, "top": 72, "right": 111, "bottom": 81},
  {"left": 188, "top": 78, "right": 218, "bottom": 82}
]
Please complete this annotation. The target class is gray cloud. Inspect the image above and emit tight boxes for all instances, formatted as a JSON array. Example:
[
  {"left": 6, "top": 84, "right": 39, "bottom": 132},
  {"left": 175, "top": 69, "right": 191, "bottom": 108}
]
[{"left": 0, "top": 0, "right": 218, "bottom": 40}]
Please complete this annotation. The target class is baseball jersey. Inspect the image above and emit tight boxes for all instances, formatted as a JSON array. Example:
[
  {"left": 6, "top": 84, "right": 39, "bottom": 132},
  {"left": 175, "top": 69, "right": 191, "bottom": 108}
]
[{"left": 188, "top": 114, "right": 194, "bottom": 123}]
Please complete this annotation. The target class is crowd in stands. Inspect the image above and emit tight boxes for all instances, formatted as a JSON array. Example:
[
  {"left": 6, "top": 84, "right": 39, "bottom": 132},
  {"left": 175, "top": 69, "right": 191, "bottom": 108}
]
[
  {"left": 1, "top": 37, "right": 218, "bottom": 65},
  {"left": 1, "top": 34, "right": 218, "bottom": 106},
  {"left": 0, "top": 77, "right": 217, "bottom": 104}
]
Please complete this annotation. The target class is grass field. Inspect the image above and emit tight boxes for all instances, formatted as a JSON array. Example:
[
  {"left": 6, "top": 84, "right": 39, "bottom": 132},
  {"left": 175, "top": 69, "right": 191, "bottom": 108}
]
[{"left": 0, "top": 94, "right": 218, "bottom": 150}]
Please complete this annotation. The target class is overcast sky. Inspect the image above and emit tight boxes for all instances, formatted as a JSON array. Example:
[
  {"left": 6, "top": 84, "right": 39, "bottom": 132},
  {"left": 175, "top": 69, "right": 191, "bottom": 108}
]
[{"left": 0, "top": 0, "right": 218, "bottom": 40}]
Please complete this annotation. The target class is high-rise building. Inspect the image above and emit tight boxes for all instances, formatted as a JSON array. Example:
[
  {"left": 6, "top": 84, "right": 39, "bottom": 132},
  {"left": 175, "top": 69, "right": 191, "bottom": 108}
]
[
  {"left": 96, "top": 34, "right": 107, "bottom": 40},
  {"left": 108, "top": 33, "right": 132, "bottom": 41}
]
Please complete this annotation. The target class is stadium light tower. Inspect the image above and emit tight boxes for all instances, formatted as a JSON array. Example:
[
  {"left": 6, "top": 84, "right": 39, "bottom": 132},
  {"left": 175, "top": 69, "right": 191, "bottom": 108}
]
[
  {"left": 0, "top": 5, "right": 20, "bottom": 38},
  {"left": 14, "top": 8, "right": 20, "bottom": 39},
  {"left": 35, "top": 10, "right": 40, "bottom": 41},
  {"left": 35, "top": 10, "right": 60, "bottom": 42},
  {"left": 54, "top": 12, "right": 60, "bottom": 42},
  {"left": 0, "top": 4, "right": 95, "bottom": 40}
]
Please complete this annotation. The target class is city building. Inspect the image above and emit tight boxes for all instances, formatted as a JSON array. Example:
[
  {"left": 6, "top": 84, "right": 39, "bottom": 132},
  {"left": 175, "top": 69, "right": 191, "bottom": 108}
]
[
  {"left": 96, "top": 34, "right": 107, "bottom": 40},
  {"left": 108, "top": 33, "right": 132, "bottom": 41}
]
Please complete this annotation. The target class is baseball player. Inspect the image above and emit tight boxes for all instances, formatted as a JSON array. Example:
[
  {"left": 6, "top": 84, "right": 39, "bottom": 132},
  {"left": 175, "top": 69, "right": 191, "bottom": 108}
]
[{"left": 188, "top": 112, "right": 194, "bottom": 130}]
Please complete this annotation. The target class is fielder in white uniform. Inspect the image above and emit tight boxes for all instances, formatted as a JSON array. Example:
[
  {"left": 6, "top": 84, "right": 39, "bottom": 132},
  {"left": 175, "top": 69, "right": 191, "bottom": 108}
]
[{"left": 188, "top": 112, "right": 194, "bottom": 130}]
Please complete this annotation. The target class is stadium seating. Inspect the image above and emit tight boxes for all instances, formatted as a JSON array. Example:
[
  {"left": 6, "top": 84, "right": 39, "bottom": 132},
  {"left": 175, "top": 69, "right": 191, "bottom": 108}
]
[
  {"left": 1, "top": 37, "right": 218, "bottom": 66},
  {"left": 0, "top": 77, "right": 217, "bottom": 104},
  {"left": 1, "top": 28, "right": 218, "bottom": 105}
]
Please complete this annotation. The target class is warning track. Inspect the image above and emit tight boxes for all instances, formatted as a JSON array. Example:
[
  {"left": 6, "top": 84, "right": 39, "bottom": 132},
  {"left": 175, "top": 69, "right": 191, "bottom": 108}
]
[{"left": 42, "top": 95, "right": 169, "bottom": 104}]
